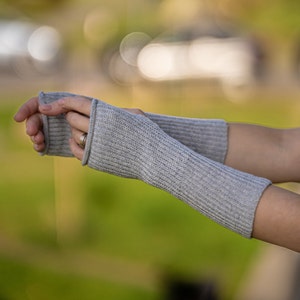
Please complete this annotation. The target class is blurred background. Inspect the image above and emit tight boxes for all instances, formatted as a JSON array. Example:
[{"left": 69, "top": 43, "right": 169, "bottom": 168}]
[{"left": 1, "top": 0, "right": 300, "bottom": 299}]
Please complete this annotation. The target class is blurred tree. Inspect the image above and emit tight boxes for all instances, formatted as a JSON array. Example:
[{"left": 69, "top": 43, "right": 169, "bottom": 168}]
[
  {"left": 215, "top": 0, "right": 300, "bottom": 36},
  {"left": 0, "top": 0, "right": 69, "bottom": 16}
]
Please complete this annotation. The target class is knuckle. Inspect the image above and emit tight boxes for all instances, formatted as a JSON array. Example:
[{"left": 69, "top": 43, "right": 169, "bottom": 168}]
[
  {"left": 133, "top": 108, "right": 145, "bottom": 115},
  {"left": 65, "top": 111, "right": 75, "bottom": 123},
  {"left": 125, "top": 108, "right": 145, "bottom": 116}
]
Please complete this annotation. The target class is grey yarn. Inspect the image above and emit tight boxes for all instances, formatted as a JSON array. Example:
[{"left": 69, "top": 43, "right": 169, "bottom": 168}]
[
  {"left": 39, "top": 91, "right": 79, "bottom": 157},
  {"left": 39, "top": 92, "right": 228, "bottom": 162},
  {"left": 84, "top": 99, "right": 270, "bottom": 238},
  {"left": 146, "top": 113, "right": 228, "bottom": 163},
  {"left": 39, "top": 92, "right": 271, "bottom": 238}
]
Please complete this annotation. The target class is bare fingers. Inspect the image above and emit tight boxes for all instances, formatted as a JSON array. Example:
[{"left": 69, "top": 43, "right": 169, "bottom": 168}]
[
  {"left": 39, "top": 96, "right": 92, "bottom": 117},
  {"left": 64, "top": 111, "right": 90, "bottom": 160},
  {"left": 66, "top": 111, "right": 90, "bottom": 133},
  {"left": 24, "top": 113, "right": 45, "bottom": 152},
  {"left": 33, "top": 140, "right": 46, "bottom": 152},
  {"left": 26, "top": 113, "right": 43, "bottom": 136},
  {"left": 69, "top": 137, "right": 84, "bottom": 161},
  {"left": 14, "top": 97, "right": 39, "bottom": 122}
]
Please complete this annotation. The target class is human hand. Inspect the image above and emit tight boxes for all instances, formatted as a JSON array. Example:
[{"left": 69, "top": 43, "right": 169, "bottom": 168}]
[
  {"left": 15, "top": 94, "right": 146, "bottom": 160},
  {"left": 34, "top": 96, "right": 92, "bottom": 160},
  {"left": 14, "top": 95, "right": 92, "bottom": 154},
  {"left": 40, "top": 96, "right": 145, "bottom": 160},
  {"left": 14, "top": 97, "right": 45, "bottom": 152}
]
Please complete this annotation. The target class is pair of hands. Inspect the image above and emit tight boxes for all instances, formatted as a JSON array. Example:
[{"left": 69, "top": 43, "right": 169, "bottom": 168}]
[{"left": 14, "top": 96, "right": 144, "bottom": 160}]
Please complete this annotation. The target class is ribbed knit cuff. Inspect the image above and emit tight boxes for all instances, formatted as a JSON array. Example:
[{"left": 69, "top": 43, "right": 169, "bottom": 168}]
[{"left": 38, "top": 91, "right": 93, "bottom": 157}]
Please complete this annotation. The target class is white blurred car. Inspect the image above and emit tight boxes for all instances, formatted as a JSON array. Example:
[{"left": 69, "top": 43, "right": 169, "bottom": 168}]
[
  {"left": 0, "top": 20, "right": 63, "bottom": 76},
  {"left": 104, "top": 23, "right": 265, "bottom": 98},
  {"left": 138, "top": 37, "right": 256, "bottom": 85}
]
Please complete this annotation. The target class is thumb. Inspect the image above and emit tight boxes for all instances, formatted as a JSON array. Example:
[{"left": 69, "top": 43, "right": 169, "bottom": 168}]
[{"left": 39, "top": 97, "right": 92, "bottom": 117}]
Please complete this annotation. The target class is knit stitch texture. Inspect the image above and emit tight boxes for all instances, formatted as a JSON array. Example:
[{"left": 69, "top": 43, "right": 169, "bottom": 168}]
[
  {"left": 84, "top": 99, "right": 271, "bottom": 238},
  {"left": 146, "top": 113, "right": 228, "bottom": 163},
  {"left": 39, "top": 92, "right": 271, "bottom": 238},
  {"left": 39, "top": 92, "right": 228, "bottom": 162}
]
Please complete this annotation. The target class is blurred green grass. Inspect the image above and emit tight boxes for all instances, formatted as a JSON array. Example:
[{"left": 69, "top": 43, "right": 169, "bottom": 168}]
[{"left": 1, "top": 86, "right": 300, "bottom": 300}]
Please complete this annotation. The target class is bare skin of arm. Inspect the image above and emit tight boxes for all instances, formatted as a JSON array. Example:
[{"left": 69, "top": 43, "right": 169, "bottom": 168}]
[
  {"left": 226, "top": 123, "right": 300, "bottom": 183},
  {"left": 253, "top": 185, "right": 300, "bottom": 252},
  {"left": 225, "top": 124, "right": 300, "bottom": 251},
  {"left": 225, "top": 123, "right": 300, "bottom": 252},
  {"left": 14, "top": 97, "right": 300, "bottom": 252}
]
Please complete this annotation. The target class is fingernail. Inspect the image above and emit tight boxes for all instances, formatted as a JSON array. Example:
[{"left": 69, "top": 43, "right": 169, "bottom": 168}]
[{"left": 13, "top": 112, "right": 21, "bottom": 121}]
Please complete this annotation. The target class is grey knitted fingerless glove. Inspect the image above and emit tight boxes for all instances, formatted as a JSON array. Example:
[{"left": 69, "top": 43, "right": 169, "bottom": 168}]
[
  {"left": 39, "top": 92, "right": 228, "bottom": 162},
  {"left": 39, "top": 92, "right": 73, "bottom": 157},
  {"left": 83, "top": 99, "right": 271, "bottom": 238},
  {"left": 39, "top": 91, "right": 80, "bottom": 156},
  {"left": 146, "top": 113, "right": 228, "bottom": 163}
]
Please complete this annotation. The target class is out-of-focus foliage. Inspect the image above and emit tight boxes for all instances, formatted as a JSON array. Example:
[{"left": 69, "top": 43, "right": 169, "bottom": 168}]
[
  {"left": 0, "top": 1, "right": 300, "bottom": 299},
  {"left": 0, "top": 0, "right": 69, "bottom": 16},
  {"left": 213, "top": 0, "right": 300, "bottom": 36}
]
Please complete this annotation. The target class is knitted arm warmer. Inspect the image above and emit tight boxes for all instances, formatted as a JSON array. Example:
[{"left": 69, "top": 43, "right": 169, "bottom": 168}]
[
  {"left": 146, "top": 113, "right": 228, "bottom": 163},
  {"left": 82, "top": 99, "right": 271, "bottom": 238},
  {"left": 39, "top": 91, "right": 82, "bottom": 156},
  {"left": 39, "top": 92, "right": 227, "bottom": 162}
]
